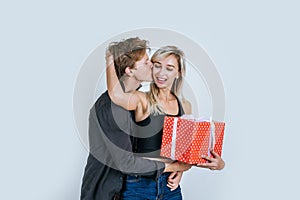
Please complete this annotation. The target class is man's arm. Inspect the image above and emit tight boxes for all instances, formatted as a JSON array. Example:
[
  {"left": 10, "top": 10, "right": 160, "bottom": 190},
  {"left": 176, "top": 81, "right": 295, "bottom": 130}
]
[{"left": 89, "top": 103, "right": 191, "bottom": 179}]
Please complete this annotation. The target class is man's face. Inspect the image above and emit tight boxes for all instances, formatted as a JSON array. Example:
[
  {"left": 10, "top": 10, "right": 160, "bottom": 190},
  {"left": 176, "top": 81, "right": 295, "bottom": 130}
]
[{"left": 132, "top": 53, "right": 153, "bottom": 82}]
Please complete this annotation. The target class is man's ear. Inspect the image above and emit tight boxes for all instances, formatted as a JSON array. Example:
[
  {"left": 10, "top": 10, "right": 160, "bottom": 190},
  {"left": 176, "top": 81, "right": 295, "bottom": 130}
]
[{"left": 125, "top": 67, "right": 134, "bottom": 77}]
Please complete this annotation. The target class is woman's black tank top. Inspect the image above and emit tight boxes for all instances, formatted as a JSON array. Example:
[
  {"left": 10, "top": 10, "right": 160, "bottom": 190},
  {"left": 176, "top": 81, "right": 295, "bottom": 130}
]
[{"left": 131, "top": 95, "right": 185, "bottom": 158}]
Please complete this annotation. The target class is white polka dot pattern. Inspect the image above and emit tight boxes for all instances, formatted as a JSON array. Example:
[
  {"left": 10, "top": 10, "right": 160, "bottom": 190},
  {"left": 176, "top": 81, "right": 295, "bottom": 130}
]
[
  {"left": 213, "top": 122, "right": 225, "bottom": 157},
  {"left": 160, "top": 116, "right": 225, "bottom": 164}
]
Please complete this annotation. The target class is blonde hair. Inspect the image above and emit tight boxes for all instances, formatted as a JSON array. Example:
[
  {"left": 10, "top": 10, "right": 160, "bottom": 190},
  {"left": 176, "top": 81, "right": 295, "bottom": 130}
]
[{"left": 148, "top": 46, "right": 186, "bottom": 115}]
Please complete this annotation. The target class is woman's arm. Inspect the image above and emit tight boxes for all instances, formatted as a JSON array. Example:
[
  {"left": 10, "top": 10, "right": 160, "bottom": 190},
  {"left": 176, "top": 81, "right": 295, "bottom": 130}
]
[{"left": 106, "top": 52, "right": 143, "bottom": 111}]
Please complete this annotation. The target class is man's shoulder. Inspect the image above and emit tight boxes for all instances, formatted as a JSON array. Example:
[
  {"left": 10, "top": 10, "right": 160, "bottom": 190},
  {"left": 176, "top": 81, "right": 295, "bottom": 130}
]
[
  {"left": 92, "top": 91, "right": 133, "bottom": 132},
  {"left": 93, "top": 91, "right": 130, "bottom": 116},
  {"left": 94, "top": 91, "right": 110, "bottom": 108}
]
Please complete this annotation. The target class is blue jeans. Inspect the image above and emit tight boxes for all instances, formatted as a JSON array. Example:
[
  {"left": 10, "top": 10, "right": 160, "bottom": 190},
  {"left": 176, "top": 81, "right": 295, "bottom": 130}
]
[{"left": 120, "top": 172, "right": 182, "bottom": 200}]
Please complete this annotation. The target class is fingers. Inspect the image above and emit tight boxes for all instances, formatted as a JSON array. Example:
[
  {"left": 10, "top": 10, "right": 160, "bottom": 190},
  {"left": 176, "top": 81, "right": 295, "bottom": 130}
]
[
  {"left": 105, "top": 49, "right": 112, "bottom": 57},
  {"left": 201, "top": 154, "right": 216, "bottom": 162},
  {"left": 197, "top": 155, "right": 216, "bottom": 169},
  {"left": 167, "top": 181, "right": 179, "bottom": 191},
  {"left": 167, "top": 171, "right": 183, "bottom": 191},
  {"left": 106, "top": 57, "right": 114, "bottom": 66},
  {"left": 210, "top": 150, "right": 220, "bottom": 158},
  {"left": 105, "top": 50, "right": 114, "bottom": 66},
  {"left": 197, "top": 162, "right": 217, "bottom": 169},
  {"left": 197, "top": 154, "right": 225, "bottom": 170},
  {"left": 168, "top": 172, "right": 177, "bottom": 179},
  {"left": 208, "top": 151, "right": 225, "bottom": 170},
  {"left": 167, "top": 183, "right": 178, "bottom": 191},
  {"left": 167, "top": 179, "right": 179, "bottom": 191}
]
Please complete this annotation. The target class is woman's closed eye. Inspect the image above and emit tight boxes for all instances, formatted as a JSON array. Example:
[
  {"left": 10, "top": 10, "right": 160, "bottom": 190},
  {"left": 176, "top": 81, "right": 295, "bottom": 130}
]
[{"left": 154, "top": 64, "right": 162, "bottom": 68}]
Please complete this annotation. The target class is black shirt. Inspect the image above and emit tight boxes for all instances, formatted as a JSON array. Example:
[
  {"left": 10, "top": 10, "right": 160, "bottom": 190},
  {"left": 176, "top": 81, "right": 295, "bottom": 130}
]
[{"left": 132, "top": 95, "right": 185, "bottom": 157}]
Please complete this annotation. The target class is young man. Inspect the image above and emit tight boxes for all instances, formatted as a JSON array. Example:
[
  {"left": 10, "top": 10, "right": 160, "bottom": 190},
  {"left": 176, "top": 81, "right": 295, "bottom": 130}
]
[{"left": 80, "top": 38, "right": 190, "bottom": 200}]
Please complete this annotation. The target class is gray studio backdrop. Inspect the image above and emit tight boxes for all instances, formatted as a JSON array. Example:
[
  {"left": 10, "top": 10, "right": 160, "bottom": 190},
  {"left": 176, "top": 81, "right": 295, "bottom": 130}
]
[{"left": 1, "top": 0, "right": 299, "bottom": 199}]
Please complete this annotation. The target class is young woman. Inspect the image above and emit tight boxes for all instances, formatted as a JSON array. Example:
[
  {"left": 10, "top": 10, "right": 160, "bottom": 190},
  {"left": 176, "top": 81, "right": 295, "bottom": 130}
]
[{"left": 107, "top": 45, "right": 224, "bottom": 199}]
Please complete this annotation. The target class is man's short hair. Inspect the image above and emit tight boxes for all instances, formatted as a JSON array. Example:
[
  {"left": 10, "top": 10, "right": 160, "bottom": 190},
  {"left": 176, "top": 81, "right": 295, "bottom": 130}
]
[{"left": 108, "top": 37, "right": 149, "bottom": 79}]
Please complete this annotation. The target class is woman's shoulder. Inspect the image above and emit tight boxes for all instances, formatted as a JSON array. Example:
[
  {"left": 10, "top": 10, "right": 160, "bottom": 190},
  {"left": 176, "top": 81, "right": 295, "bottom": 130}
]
[
  {"left": 132, "top": 91, "right": 150, "bottom": 122},
  {"left": 132, "top": 90, "right": 148, "bottom": 110},
  {"left": 180, "top": 98, "right": 192, "bottom": 114},
  {"left": 132, "top": 90, "right": 147, "bottom": 101}
]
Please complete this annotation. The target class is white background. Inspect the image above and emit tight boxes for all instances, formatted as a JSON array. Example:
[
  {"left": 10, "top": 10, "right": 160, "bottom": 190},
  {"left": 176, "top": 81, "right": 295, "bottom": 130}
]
[{"left": 1, "top": 0, "right": 300, "bottom": 199}]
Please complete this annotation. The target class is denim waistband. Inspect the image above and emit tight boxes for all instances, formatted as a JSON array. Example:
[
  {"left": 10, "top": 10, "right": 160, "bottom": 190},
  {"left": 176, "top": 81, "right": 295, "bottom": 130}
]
[{"left": 126, "top": 172, "right": 171, "bottom": 180}]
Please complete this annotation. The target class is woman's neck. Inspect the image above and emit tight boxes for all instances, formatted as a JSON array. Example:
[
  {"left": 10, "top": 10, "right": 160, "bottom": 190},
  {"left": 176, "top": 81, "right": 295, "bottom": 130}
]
[
  {"left": 158, "top": 88, "right": 178, "bottom": 115},
  {"left": 158, "top": 89, "right": 175, "bottom": 102}
]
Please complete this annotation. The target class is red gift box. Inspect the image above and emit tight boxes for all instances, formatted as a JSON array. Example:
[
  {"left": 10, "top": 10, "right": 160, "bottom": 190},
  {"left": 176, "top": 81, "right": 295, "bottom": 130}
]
[{"left": 160, "top": 116, "right": 225, "bottom": 164}]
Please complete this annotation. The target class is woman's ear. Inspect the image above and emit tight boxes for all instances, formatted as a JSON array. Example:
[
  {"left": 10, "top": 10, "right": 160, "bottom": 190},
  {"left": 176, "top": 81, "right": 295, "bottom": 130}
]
[{"left": 125, "top": 67, "right": 134, "bottom": 77}]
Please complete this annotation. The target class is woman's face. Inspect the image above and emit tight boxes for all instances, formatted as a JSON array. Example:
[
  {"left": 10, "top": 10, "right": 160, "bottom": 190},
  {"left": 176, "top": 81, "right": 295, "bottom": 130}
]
[{"left": 152, "top": 54, "right": 180, "bottom": 90}]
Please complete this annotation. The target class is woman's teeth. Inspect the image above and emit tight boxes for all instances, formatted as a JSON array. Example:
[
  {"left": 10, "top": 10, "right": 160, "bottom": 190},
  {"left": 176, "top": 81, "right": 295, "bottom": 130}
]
[{"left": 157, "top": 77, "right": 167, "bottom": 82}]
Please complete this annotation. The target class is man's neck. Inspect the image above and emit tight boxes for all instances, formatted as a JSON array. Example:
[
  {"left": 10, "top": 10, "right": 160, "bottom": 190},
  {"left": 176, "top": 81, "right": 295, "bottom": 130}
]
[{"left": 122, "top": 77, "right": 141, "bottom": 93}]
